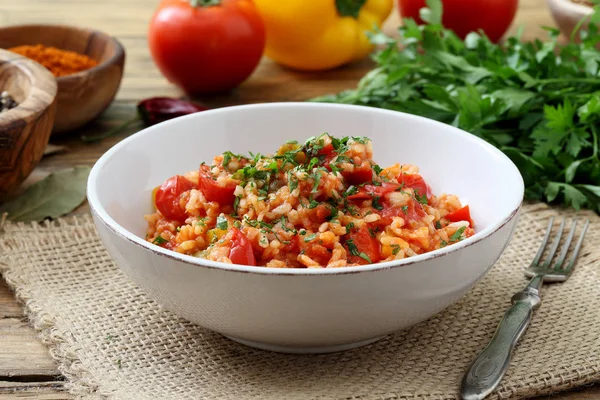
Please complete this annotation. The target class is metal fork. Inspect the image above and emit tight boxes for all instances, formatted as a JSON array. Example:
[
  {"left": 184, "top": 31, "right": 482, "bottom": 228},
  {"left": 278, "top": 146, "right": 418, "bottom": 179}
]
[{"left": 460, "top": 217, "right": 590, "bottom": 400}]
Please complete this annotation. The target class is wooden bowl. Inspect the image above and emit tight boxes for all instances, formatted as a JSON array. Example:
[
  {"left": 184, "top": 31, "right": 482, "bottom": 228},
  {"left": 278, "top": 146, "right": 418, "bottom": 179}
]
[
  {"left": 0, "top": 24, "right": 125, "bottom": 135},
  {"left": 547, "top": 0, "right": 595, "bottom": 41},
  {"left": 0, "top": 48, "right": 57, "bottom": 199}
]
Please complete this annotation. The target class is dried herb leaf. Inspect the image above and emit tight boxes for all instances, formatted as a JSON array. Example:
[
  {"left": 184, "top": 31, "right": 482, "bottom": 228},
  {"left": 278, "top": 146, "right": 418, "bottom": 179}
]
[{"left": 0, "top": 166, "right": 91, "bottom": 222}]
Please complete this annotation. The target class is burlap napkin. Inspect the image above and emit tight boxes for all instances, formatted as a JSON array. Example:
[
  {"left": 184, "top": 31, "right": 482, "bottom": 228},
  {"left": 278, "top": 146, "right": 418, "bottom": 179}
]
[{"left": 1, "top": 203, "right": 599, "bottom": 400}]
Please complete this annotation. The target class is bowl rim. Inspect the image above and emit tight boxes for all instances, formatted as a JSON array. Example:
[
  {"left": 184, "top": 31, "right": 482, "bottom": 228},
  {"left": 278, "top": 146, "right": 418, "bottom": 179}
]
[
  {"left": 0, "top": 23, "right": 125, "bottom": 81},
  {"left": 87, "top": 102, "right": 525, "bottom": 276},
  {"left": 0, "top": 48, "right": 57, "bottom": 123}
]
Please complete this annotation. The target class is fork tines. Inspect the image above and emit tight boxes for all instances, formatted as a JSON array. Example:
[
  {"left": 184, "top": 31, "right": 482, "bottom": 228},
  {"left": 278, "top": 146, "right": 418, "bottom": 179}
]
[{"left": 529, "top": 217, "right": 590, "bottom": 274}]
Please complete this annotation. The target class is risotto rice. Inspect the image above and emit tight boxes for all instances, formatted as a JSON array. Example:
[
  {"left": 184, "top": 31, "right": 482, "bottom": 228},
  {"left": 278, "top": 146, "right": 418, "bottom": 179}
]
[{"left": 145, "top": 134, "right": 475, "bottom": 268}]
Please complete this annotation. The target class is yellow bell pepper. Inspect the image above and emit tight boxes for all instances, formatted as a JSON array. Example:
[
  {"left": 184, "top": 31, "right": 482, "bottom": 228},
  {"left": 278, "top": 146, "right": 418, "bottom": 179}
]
[{"left": 253, "top": 0, "right": 393, "bottom": 71}]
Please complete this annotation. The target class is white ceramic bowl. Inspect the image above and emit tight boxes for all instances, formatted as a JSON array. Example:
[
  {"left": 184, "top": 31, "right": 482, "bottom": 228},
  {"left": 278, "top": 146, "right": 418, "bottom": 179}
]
[{"left": 87, "top": 103, "right": 524, "bottom": 354}]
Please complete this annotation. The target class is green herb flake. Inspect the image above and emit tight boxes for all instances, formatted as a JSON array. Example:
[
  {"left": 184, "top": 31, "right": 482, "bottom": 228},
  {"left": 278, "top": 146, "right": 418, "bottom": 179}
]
[
  {"left": 216, "top": 215, "right": 228, "bottom": 230},
  {"left": 401, "top": 205, "right": 409, "bottom": 215},
  {"left": 358, "top": 252, "right": 372, "bottom": 263},
  {"left": 153, "top": 236, "right": 168, "bottom": 245},
  {"left": 435, "top": 221, "right": 442, "bottom": 229},
  {"left": 372, "top": 196, "right": 384, "bottom": 210},
  {"left": 304, "top": 233, "right": 318, "bottom": 242},
  {"left": 346, "top": 222, "right": 355, "bottom": 234},
  {"left": 391, "top": 244, "right": 401, "bottom": 255},
  {"left": 308, "top": 199, "right": 320, "bottom": 209},
  {"left": 347, "top": 239, "right": 359, "bottom": 256},
  {"left": 450, "top": 226, "right": 467, "bottom": 242}
]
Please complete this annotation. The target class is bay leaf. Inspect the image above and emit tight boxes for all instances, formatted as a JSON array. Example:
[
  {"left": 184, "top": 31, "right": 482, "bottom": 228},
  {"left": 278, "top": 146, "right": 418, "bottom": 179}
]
[{"left": 0, "top": 166, "right": 91, "bottom": 222}]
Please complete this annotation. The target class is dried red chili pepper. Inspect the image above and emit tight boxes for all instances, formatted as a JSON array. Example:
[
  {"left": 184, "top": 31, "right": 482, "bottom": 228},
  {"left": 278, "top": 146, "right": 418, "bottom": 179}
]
[{"left": 81, "top": 97, "right": 208, "bottom": 143}]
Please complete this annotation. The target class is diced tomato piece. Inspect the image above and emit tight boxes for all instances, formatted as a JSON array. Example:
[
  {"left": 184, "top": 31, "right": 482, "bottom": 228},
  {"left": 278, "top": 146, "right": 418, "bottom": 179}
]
[
  {"left": 317, "top": 143, "right": 334, "bottom": 156},
  {"left": 446, "top": 205, "right": 474, "bottom": 228},
  {"left": 308, "top": 204, "right": 331, "bottom": 224},
  {"left": 342, "top": 162, "right": 373, "bottom": 185},
  {"left": 228, "top": 227, "right": 256, "bottom": 266},
  {"left": 379, "top": 197, "right": 427, "bottom": 226},
  {"left": 347, "top": 182, "right": 401, "bottom": 201},
  {"left": 154, "top": 175, "right": 195, "bottom": 222},
  {"left": 198, "top": 164, "right": 237, "bottom": 205},
  {"left": 399, "top": 173, "right": 431, "bottom": 201},
  {"left": 305, "top": 244, "right": 332, "bottom": 266},
  {"left": 344, "top": 227, "right": 380, "bottom": 265}
]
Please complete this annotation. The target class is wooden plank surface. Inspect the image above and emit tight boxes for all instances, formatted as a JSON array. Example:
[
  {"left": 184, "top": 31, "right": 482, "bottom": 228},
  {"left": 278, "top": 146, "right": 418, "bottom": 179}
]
[{"left": 1, "top": 0, "right": 600, "bottom": 398}]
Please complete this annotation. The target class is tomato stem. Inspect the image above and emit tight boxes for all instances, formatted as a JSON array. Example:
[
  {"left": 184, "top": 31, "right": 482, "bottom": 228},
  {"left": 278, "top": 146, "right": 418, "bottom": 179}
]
[{"left": 189, "top": 0, "right": 220, "bottom": 7}]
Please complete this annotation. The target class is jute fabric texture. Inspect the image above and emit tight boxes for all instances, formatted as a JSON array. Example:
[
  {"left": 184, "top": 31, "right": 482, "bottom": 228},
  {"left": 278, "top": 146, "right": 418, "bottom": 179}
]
[{"left": 1, "top": 203, "right": 599, "bottom": 400}]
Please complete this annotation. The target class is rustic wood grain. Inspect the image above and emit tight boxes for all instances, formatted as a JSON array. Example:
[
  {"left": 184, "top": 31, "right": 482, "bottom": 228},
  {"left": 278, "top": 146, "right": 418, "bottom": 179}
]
[
  {"left": 1, "top": 0, "right": 600, "bottom": 398},
  {"left": 0, "top": 48, "right": 57, "bottom": 199},
  {"left": 0, "top": 24, "right": 126, "bottom": 134}
]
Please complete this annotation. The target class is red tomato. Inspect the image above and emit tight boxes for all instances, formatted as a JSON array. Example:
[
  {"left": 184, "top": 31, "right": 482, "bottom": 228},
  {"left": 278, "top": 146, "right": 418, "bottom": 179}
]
[
  {"left": 399, "top": 173, "right": 431, "bottom": 201},
  {"left": 379, "top": 198, "right": 427, "bottom": 226},
  {"left": 148, "top": 0, "right": 266, "bottom": 94},
  {"left": 228, "top": 228, "right": 256, "bottom": 266},
  {"left": 397, "top": 0, "right": 518, "bottom": 43},
  {"left": 445, "top": 205, "right": 474, "bottom": 228},
  {"left": 343, "top": 162, "right": 373, "bottom": 185},
  {"left": 348, "top": 182, "right": 401, "bottom": 201},
  {"left": 345, "top": 227, "right": 381, "bottom": 265},
  {"left": 198, "top": 165, "right": 237, "bottom": 205},
  {"left": 154, "top": 175, "right": 195, "bottom": 222}
]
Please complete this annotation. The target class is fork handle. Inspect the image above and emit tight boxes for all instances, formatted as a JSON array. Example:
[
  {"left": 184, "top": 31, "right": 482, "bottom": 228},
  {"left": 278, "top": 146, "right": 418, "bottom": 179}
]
[{"left": 460, "top": 275, "right": 543, "bottom": 400}]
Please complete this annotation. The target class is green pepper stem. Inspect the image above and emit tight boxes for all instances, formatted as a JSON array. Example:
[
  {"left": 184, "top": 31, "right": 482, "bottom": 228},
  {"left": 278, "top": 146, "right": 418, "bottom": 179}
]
[
  {"left": 189, "top": 0, "right": 220, "bottom": 7},
  {"left": 80, "top": 116, "right": 143, "bottom": 143}
]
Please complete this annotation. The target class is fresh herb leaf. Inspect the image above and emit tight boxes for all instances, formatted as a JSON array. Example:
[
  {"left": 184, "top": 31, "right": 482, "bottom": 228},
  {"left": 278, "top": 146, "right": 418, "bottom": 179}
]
[
  {"left": 358, "top": 252, "right": 372, "bottom": 263},
  {"left": 304, "top": 233, "right": 318, "bottom": 242},
  {"left": 312, "top": 0, "right": 600, "bottom": 213},
  {"left": 153, "top": 236, "right": 168, "bottom": 245},
  {"left": 391, "top": 244, "right": 401, "bottom": 255},
  {"left": 450, "top": 226, "right": 467, "bottom": 242},
  {"left": 216, "top": 215, "right": 228, "bottom": 230},
  {"left": 372, "top": 196, "right": 384, "bottom": 210}
]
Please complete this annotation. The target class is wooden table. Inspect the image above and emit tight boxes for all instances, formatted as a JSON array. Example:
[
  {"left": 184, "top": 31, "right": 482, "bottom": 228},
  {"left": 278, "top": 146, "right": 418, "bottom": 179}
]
[{"left": 1, "top": 0, "right": 599, "bottom": 398}]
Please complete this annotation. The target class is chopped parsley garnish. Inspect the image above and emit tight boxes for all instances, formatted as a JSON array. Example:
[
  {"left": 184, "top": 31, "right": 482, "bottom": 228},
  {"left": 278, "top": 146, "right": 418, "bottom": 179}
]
[
  {"left": 450, "top": 226, "right": 467, "bottom": 242},
  {"left": 345, "top": 185, "right": 358, "bottom": 197},
  {"left": 391, "top": 244, "right": 401, "bottom": 255},
  {"left": 308, "top": 199, "right": 320, "bottom": 209},
  {"left": 415, "top": 193, "right": 428, "bottom": 205},
  {"left": 346, "top": 222, "right": 355, "bottom": 234},
  {"left": 372, "top": 196, "right": 384, "bottom": 210},
  {"left": 311, "top": 171, "right": 322, "bottom": 193},
  {"left": 440, "top": 240, "right": 448, "bottom": 248},
  {"left": 358, "top": 252, "right": 372, "bottom": 263},
  {"left": 347, "top": 239, "right": 360, "bottom": 256},
  {"left": 288, "top": 173, "right": 299, "bottom": 192},
  {"left": 304, "top": 233, "right": 318, "bottom": 242},
  {"left": 222, "top": 151, "right": 232, "bottom": 167},
  {"left": 368, "top": 228, "right": 376, "bottom": 238},
  {"left": 435, "top": 221, "right": 442, "bottom": 229},
  {"left": 299, "top": 229, "right": 307, "bottom": 235},
  {"left": 401, "top": 205, "right": 409, "bottom": 215},
  {"left": 233, "top": 195, "right": 241, "bottom": 212},
  {"left": 153, "top": 236, "right": 168, "bottom": 245},
  {"left": 373, "top": 164, "right": 383, "bottom": 175},
  {"left": 216, "top": 215, "right": 228, "bottom": 230}
]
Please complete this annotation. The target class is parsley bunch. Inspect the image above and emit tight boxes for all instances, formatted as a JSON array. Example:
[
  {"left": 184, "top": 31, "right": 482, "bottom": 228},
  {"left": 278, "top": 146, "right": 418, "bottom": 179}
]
[{"left": 313, "top": 0, "right": 600, "bottom": 212}]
